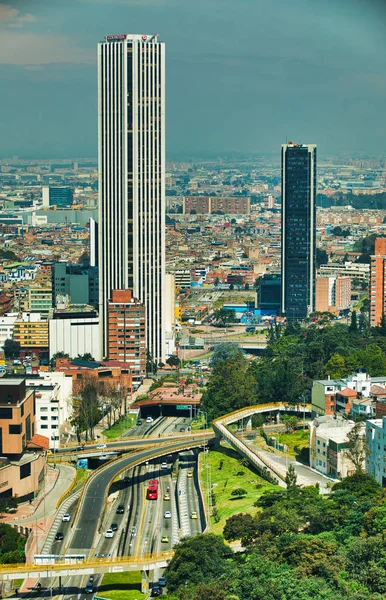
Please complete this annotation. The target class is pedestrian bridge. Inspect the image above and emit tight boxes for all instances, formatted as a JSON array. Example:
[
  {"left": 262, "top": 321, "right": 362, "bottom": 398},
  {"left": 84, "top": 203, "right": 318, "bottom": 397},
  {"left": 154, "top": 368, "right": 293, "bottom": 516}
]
[
  {"left": 0, "top": 553, "right": 175, "bottom": 581},
  {"left": 213, "top": 403, "right": 312, "bottom": 486}
]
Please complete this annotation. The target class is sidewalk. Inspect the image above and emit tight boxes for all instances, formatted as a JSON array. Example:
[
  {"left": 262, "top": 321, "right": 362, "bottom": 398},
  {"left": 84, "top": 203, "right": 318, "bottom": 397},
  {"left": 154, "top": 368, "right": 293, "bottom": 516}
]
[{"left": 2, "top": 464, "right": 76, "bottom": 526}]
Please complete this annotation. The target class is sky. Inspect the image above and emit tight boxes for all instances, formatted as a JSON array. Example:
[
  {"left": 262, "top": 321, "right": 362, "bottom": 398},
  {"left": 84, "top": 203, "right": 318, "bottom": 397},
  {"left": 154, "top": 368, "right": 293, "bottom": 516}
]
[{"left": 0, "top": 0, "right": 385, "bottom": 159}]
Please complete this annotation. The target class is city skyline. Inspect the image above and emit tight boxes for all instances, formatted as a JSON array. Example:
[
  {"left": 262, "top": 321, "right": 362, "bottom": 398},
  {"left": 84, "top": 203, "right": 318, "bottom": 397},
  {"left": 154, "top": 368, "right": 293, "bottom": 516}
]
[{"left": 0, "top": 0, "right": 385, "bottom": 158}]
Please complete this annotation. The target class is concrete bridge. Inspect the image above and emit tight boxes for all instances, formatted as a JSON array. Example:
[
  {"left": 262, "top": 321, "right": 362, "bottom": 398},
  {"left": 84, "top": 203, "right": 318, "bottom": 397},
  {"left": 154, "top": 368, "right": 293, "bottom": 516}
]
[
  {"left": 213, "top": 403, "right": 312, "bottom": 486},
  {"left": 0, "top": 553, "right": 174, "bottom": 581}
]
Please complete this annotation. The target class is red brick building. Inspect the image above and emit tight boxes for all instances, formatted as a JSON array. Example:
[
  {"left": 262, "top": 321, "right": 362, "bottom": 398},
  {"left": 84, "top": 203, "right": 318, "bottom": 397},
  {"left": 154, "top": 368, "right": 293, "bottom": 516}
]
[
  {"left": 107, "top": 290, "right": 146, "bottom": 385},
  {"left": 370, "top": 238, "right": 386, "bottom": 326}
]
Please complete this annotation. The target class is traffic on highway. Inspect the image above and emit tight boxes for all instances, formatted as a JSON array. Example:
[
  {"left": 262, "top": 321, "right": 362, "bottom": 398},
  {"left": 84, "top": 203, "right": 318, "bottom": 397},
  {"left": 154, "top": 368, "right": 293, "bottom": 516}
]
[{"left": 31, "top": 416, "right": 208, "bottom": 598}]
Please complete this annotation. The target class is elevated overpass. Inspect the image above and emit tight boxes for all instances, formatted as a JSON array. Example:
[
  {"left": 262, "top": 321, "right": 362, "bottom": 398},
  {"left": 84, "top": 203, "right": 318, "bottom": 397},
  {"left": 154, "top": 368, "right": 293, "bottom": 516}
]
[
  {"left": 213, "top": 403, "right": 312, "bottom": 486},
  {"left": 204, "top": 336, "right": 267, "bottom": 351},
  {"left": 0, "top": 553, "right": 174, "bottom": 581}
]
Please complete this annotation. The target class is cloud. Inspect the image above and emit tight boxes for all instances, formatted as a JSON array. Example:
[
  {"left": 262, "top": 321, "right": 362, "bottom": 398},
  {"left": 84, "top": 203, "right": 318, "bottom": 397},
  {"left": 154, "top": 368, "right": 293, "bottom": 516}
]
[
  {"left": 0, "top": 3, "right": 37, "bottom": 27},
  {"left": 0, "top": 31, "right": 94, "bottom": 65}
]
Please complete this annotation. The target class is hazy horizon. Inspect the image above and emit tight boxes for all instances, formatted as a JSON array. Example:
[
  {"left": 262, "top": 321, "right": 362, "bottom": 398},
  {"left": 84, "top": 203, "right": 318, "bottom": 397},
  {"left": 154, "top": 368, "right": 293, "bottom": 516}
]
[{"left": 1, "top": 0, "right": 385, "bottom": 159}]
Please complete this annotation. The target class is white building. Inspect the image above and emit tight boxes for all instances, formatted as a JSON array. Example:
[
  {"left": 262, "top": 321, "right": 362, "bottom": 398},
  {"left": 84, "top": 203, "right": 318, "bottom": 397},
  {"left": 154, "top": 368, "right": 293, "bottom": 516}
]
[
  {"left": 309, "top": 415, "right": 365, "bottom": 478},
  {"left": 164, "top": 273, "right": 176, "bottom": 358},
  {"left": 49, "top": 308, "right": 101, "bottom": 361},
  {"left": 98, "top": 33, "right": 166, "bottom": 362},
  {"left": 26, "top": 372, "right": 73, "bottom": 447},
  {"left": 0, "top": 313, "right": 18, "bottom": 350},
  {"left": 366, "top": 417, "right": 386, "bottom": 486}
]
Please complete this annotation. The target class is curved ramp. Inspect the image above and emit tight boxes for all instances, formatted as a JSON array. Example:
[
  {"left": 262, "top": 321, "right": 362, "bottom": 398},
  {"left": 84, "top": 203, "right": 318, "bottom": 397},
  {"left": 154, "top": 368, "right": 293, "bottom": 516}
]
[{"left": 213, "top": 403, "right": 312, "bottom": 486}]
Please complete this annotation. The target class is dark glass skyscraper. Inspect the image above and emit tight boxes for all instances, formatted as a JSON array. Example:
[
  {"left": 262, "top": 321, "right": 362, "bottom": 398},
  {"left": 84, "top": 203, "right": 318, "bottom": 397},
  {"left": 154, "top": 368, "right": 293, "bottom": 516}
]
[{"left": 281, "top": 143, "right": 316, "bottom": 320}]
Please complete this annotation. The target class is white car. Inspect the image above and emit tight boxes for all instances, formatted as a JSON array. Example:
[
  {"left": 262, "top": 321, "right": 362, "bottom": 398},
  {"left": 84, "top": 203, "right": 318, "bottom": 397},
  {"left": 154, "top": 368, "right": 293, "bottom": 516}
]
[
  {"left": 62, "top": 513, "right": 71, "bottom": 522},
  {"left": 97, "top": 444, "right": 107, "bottom": 450},
  {"left": 164, "top": 511, "right": 172, "bottom": 519},
  {"left": 161, "top": 462, "right": 168, "bottom": 469},
  {"left": 146, "top": 416, "right": 153, "bottom": 423},
  {"left": 104, "top": 529, "right": 114, "bottom": 538}
]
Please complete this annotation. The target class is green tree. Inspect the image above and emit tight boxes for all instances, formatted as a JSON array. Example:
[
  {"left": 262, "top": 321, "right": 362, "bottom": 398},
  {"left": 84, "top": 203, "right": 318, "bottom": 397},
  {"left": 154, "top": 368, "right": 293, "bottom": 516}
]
[
  {"left": 75, "top": 353, "right": 95, "bottom": 362},
  {"left": 231, "top": 488, "right": 247, "bottom": 498},
  {"left": 146, "top": 350, "right": 158, "bottom": 375},
  {"left": 285, "top": 464, "right": 298, "bottom": 490},
  {"left": 71, "top": 374, "right": 102, "bottom": 441},
  {"left": 350, "top": 311, "right": 358, "bottom": 333},
  {"left": 316, "top": 247, "right": 328, "bottom": 268},
  {"left": 3, "top": 339, "right": 20, "bottom": 359},
  {"left": 165, "top": 534, "right": 230, "bottom": 592},
  {"left": 210, "top": 343, "right": 240, "bottom": 367},
  {"left": 344, "top": 423, "right": 368, "bottom": 474},
  {"left": 166, "top": 355, "right": 181, "bottom": 369},
  {"left": 282, "top": 414, "right": 298, "bottom": 433},
  {"left": 223, "top": 513, "right": 256, "bottom": 542},
  {"left": 213, "top": 308, "right": 236, "bottom": 326},
  {"left": 325, "top": 353, "right": 348, "bottom": 378},
  {"left": 202, "top": 351, "right": 256, "bottom": 420}
]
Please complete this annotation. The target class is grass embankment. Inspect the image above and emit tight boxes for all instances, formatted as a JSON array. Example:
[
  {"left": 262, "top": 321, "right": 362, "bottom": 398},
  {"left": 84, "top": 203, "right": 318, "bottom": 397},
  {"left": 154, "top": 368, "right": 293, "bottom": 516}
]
[
  {"left": 103, "top": 415, "right": 136, "bottom": 439},
  {"left": 253, "top": 428, "right": 309, "bottom": 460},
  {"left": 74, "top": 467, "right": 89, "bottom": 486},
  {"left": 199, "top": 445, "right": 277, "bottom": 535},
  {"left": 275, "top": 429, "right": 309, "bottom": 458},
  {"left": 97, "top": 571, "right": 145, "bottom": 600}
]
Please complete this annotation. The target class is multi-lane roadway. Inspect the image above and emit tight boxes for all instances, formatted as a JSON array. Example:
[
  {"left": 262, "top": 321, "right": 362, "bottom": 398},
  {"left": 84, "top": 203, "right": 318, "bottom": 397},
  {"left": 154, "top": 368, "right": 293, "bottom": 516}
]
[{"left": 31, "top": 417, "right": 208, "bottom": 599}]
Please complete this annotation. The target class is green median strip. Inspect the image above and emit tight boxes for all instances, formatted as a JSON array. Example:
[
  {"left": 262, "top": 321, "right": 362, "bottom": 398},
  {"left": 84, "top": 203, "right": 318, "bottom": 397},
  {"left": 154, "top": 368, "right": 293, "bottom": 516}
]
[
  {"left": 103, "top": 415, "right": 137, "bottom": 439},
  {"left": 96, "top": 571, "right": 146, "bottom": 600}
]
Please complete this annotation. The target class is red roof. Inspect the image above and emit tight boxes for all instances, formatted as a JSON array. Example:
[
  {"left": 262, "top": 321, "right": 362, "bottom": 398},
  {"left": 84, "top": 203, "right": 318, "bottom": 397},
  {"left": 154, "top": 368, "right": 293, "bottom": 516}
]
[
  {"left": 28, "top": 433, "right": 50, "bottom": 450},
  {"left": 338, "top": 387, "right": 358, "bottom": 398}
]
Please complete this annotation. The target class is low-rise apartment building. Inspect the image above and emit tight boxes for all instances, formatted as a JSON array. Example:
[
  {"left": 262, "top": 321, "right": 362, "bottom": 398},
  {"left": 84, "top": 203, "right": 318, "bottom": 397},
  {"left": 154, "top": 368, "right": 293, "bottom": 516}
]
[
  {"left": 0, "top": 313, "right": 18, "bottom": 350},
  {"left": 312, "top": 369, "right": 380, "bottom": 417},
  {"left": 13, "top": 312, "right": 49, "bottom": 358},
  {"left": 310, "top": 415, "right": 365, "bottom": 478},
  {"left": 25, "top": 372, "right": 73, "bottom": 446}
]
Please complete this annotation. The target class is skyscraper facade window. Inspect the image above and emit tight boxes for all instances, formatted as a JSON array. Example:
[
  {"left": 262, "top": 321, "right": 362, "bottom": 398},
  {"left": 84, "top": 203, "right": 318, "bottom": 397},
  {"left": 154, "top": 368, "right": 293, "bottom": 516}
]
[
  {"left": 281, "top": 143, "right": 316, "bottom": 320},
  {"left": 97, "top": 34, "right": 166, "bottom": 361},
  {"left": 369, "top": 237, "right": 386, "bottom": 327}
]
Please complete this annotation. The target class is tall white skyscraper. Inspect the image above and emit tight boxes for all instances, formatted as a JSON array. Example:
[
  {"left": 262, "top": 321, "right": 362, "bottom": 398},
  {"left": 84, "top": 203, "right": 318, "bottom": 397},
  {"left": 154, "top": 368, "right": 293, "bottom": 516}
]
[{"left": 97, "top": 34, "right": 166, "bottom": 361}]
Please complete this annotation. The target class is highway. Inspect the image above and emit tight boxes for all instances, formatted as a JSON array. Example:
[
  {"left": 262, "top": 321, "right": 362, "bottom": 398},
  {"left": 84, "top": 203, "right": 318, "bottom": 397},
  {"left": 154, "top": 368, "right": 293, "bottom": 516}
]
[
  {"left": 68, "top": 435, "right": 210, "bottom": 555},
  {"left": 26, "top": 417, "right": 209, "bottom": 599}
]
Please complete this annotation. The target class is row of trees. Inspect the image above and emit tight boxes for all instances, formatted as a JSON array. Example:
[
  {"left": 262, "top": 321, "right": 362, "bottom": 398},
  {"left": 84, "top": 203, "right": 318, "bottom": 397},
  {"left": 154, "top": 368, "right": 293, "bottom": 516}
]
[
  {"left": 71, "top": 373, "right": 130, "bottom": 441},
  {"left": 164, "top": 472, "right": 386, "bottom": 599}
]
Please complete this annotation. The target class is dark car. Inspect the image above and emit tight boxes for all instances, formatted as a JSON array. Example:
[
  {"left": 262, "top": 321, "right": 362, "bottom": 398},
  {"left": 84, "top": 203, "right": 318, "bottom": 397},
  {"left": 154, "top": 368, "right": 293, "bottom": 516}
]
[
  {"left": 110, "top": 523, "right": 118, "bottom": 531},
  {"left": 84, "top": 584, "right": 94, "bottom": 594},
  {"left": 158, "top": 577, "right": 166, "bottom": 587},
  {"left": 116, "top": 505, "right": 125, "bottom": 514},
  {"left": 55, "top": 532, "right": 64, "bottom": 541},
  {"left": 179, "top": 427, "right": 185, "bottom": 432},
  {"left": 89, "top": 576, "right": 94, "bottom": 583},
  {"left": 136, "top": 419, "right": 142, "bottom": 426},
  {"left": 123, "top": 476, "right": 130, "bottom": 483},
  {"left": 151, "top": 586, "right": 162, "bottom": 597}
]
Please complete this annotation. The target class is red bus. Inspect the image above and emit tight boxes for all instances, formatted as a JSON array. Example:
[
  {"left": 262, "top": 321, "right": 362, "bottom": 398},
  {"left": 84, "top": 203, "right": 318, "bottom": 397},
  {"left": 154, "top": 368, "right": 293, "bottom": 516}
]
[{"left": 147, "top": 479, "right": 159, "bottom": 500}]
